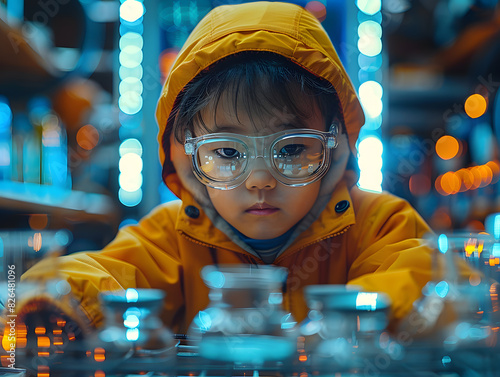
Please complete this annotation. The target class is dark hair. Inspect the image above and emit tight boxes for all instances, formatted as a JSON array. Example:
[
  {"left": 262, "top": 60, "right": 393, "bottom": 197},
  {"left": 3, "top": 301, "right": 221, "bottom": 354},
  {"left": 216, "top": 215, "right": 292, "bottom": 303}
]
[{"left": 170, "top": 51, "right": 344, "bottom": 143}]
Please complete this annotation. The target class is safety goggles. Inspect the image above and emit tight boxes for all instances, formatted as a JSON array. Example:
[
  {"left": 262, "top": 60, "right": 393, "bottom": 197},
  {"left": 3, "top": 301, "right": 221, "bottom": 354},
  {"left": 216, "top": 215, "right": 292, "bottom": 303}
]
[{"left": 184, "top": 124, "right": 339, "bottom": 189}]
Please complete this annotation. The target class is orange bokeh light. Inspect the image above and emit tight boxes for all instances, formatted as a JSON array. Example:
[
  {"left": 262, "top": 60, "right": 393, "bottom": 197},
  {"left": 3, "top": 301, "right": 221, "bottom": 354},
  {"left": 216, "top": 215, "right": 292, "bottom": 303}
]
[
  {"left": 53, "top": 336, "right": 63, "bottom": 346},
  {"left": 434, "top": 160, "right": 500, "bottom": 196},
  {"left": 468, "top": 220, "right": 485, "bottom": 232},
  {"left": 435, "top": 175, "right": 446, "bottom": 196},
  {"left": 76, "top": 124, "right": 99, "bottom": 151},
  {"left": 37, "top": 365, "right": 50, "bottom": 377},
  {"left": 37, "top": 336, "right": 50, "bottom": 348},
  {"left": 430, "top": 207, "right": 452, "bottom": 230},
  {"left": 487, "top": 160, "right": 500, "bottom": 183},
  {"left": 435, "top": 160, "right": 500, "bottom": 196},
  {"left": 159, "top": 49, "right": 179, "bottom": 78},
  {"left": 440, "top": 172, "right": 460, "bottom": 195},
  {"left": 94, "top": 347, "right": 106, "bottom": 362},
  {"left": 1, "top": 327, "right": 12, "bottom": 353},
  {"left": 435, "top": 135, "right": 460, "bottom": 160},
  {"left": 465, "top": 94, "right": 487, "bottom": 119},
  {"left": 29, "top": 214, "right": 48, "bottom": 230},
  {"left": 478, "top": 165, "right": 493, "bottom": 187},
  {"left": 469, "top": 166, "right": 483, "bottom": 189},
  {"left": 456, "top": 168, "right": 473, "bottom": 191},
  {"left": 470, "top": 273, "right": 482, "bottom": 286}
]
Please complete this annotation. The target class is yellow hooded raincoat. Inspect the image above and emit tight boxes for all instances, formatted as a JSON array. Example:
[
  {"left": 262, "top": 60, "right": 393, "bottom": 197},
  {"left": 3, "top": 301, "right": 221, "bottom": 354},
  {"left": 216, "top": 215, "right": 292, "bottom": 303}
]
[{"left": 23, "top": 2, "right": 434, "bottom": 333}]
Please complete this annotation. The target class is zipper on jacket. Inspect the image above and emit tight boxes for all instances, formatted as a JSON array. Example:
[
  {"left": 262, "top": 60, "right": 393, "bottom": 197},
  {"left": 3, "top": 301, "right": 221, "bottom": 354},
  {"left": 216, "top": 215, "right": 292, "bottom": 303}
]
[{"left": 178, "top": 230, "right": 219, "bottom": 249}]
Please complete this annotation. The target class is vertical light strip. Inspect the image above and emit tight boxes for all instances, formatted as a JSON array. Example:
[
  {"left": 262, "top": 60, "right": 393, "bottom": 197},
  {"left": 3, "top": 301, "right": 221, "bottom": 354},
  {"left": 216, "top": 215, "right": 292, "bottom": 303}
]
[
  {"left": 6, "top": 0, "right": 23, "bottom": 25},
  {"left": 118, "top": 0, "right": 144, "bottom": 207},
  {"left": 356, "top": 0, "right": 383, "bottom": 193}
]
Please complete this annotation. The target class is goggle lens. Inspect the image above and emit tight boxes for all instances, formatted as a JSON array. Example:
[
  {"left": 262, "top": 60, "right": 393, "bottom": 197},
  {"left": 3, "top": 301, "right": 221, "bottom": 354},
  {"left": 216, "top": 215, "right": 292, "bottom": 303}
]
[
  {"left": 196, "top": 139, "right": 248, "bottom": 181},
  {"left": 195, "top": 135, "right": 326, "bottom": 182},
  {"left": 272, "top": 136, "right": 325, "bottom": 179},
  {"left": 185, "top": 125, "right": 338, "bottom": 189}
]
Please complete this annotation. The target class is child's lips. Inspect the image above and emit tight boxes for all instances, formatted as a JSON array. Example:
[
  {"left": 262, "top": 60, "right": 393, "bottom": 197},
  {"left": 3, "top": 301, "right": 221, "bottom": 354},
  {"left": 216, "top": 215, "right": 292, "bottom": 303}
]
[{"left": 245, "top": 203, "right": 279, "bottom": 216}]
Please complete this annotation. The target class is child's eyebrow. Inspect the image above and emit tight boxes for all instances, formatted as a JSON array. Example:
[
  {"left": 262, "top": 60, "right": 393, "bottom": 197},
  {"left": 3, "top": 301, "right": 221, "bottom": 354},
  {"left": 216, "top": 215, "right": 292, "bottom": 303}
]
[{"left": 209, "top": 120, "right": 308, "bottom": 134}]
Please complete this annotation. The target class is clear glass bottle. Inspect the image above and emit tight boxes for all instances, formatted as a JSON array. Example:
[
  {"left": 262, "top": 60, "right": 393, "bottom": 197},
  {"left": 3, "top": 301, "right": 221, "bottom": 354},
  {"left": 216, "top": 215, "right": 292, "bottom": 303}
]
[
  {"left": 401, "top": 233, "right": 499, "bottom": 375},
  {"left": 412, "top": 233, "right": 498, "bottom": 344},
  {"left": 1, "top": 236, "right": 90, "bottom": 374},
  {"left": 189, "top": 264, "right": 297, "bottom": 366},
  {"left": 87, "top": 288, "right": 176, "bottom": 373},
  {"left": 299, "top": 285, "right": 396, "bottom": 373}
]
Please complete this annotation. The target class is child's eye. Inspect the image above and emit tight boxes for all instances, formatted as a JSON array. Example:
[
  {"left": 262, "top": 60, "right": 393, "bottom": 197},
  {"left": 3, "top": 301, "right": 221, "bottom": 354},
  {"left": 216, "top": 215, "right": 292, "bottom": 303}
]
[
  {"left": 279, "top": 144, "right": 305, "bottom": 156},
  {"left": 215, "top": 148, "right": 241, "bottom": 158}
]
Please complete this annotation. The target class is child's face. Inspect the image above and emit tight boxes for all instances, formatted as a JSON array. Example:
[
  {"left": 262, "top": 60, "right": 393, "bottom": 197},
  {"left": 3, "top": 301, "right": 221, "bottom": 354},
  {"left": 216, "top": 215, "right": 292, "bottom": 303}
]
[{"left": 197, "top": 99, "right": 325, "bottom": 240}]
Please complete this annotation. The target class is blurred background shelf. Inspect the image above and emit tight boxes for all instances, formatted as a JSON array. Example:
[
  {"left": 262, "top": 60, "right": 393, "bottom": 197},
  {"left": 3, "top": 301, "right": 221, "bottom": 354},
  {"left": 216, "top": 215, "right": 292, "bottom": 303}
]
[
  {"left": 0, "top": 181, "right": 121, "bottom": 253},
  {"left": 0, "top": 11, "right": 58, "bottom": 95},
  {"left": 0, "top": 181, "right": 118, "bottom": 223}
]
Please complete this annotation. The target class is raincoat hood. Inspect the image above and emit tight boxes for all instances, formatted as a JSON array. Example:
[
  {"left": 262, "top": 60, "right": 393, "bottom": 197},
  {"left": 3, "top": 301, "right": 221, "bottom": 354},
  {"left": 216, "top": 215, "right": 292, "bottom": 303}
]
[{"left": 156, "top": 1, "right": 365, "bottom": 198}]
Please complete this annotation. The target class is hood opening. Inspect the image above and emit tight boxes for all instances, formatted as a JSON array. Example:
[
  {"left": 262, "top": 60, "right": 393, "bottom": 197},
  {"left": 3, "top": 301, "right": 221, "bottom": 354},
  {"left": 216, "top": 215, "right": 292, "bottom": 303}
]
[{"left": 162, "top": 51, "right": 346, "bottom": 185}]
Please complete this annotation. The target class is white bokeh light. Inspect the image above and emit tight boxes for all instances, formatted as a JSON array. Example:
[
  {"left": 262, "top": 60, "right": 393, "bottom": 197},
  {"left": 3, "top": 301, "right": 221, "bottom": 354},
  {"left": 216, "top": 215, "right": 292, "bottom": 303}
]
[
  {"left": 119, "top": 152, "right": 143, "bottom": 173},
  {"left": 358, "top": 35, "right": 382, "bottom": 57},
  {"left": 358, "top": 136, "right": 383, "bottom": 156},
  {"left": 120, "top": 0, "right": 144, "bottom": 23},
  {"left": 119, "top": 138, "right": 143, "bottom": 157},
  {"left": 119, "top": 172, "right": 143, "bottom": 192},
  {"left": 358, "top": 20, "right": 382, "bottom": 39},
  {"left": 119, "top": 77, "right": 143, "bottom": 96},
  {"left": 356, "top": 0, "right": 381, "bottom": 15},
  {"left": 119, "top": 65, "right": 143, "bottom": 81},
  {"left": 119, "top": 91, "right": 143, "bottom": 115},
  {"left": 119, "top": 188, "right": 143, "bottom": 207},
  {"left": 359, "top": 81, "right": 383, "bottom": 100},
  {"left": 119, "top": 45, "right": 143, "bottom": 68},
  {"left": 119, "top": 32, "right": 143, "bottom": 50}
]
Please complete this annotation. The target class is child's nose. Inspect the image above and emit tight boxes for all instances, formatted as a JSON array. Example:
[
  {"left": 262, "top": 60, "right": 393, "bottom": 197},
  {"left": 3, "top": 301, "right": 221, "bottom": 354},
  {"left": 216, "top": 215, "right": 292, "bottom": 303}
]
[{"left": 245, "top": 158, "right": 277, "bottom": 190}]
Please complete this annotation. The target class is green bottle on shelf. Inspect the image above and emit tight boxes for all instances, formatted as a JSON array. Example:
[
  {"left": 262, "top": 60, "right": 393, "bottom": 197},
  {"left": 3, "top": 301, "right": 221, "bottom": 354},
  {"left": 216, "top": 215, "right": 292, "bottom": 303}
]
[{"left": 26, "top": 97, "right": 71, "bottom": 189}]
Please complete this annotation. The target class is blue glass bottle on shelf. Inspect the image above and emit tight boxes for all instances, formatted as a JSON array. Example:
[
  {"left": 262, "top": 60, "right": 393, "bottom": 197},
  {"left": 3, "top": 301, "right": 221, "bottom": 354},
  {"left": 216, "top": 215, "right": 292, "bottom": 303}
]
[
  {"left": 24, "top": 97, "right": 45, "bottom": 184},
  {"left": 0, "top": 96, "right": 13, "bottom": 181},
  {"left": 41, "top": 110, "right": 69, "bottom": 188}
]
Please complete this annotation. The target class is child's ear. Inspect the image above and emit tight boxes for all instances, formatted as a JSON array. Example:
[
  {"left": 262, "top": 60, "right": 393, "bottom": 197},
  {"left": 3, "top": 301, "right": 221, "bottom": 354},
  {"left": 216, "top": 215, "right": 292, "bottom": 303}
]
[
  {"left": 169, "top": 132, "right": 213, "bottom": 206},
  {"left": 170, "top": 132, "right": 191, "bottom": 171}
]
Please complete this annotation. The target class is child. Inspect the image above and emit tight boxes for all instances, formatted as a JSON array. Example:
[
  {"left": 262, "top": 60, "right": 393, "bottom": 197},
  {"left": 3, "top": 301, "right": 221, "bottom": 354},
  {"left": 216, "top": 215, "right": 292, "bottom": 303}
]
[{"left": 23, "top": 1, "right": 434, "bottom": 334}]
